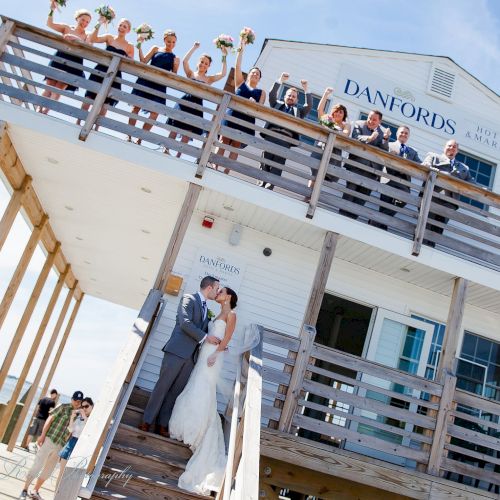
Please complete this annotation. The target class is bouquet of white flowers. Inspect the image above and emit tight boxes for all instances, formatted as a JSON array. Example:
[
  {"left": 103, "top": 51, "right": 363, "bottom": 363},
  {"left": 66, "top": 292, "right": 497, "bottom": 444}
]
[
  {"left": 94, "top": 5, "right": 115, "bottom": 29},
  {"left": 319, "top": 114, "right": 342, "bottom": 131},
  {"left": 213, "top": 34, "right": 234, "bottom": 51},
  {"left": 49, "top": 0, "right": 67, "bottom": 16},
  {"left": 240, "top": 27, "right": 255, "bottom": 45},
  {"left": 134, "top": 23, "right": 154, "bottom": 48}
]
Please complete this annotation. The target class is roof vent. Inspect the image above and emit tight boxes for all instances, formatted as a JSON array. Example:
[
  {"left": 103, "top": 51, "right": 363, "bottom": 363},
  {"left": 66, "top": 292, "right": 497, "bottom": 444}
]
[{"left": 427, "top": 65, "right": 456, "bottom": 101}]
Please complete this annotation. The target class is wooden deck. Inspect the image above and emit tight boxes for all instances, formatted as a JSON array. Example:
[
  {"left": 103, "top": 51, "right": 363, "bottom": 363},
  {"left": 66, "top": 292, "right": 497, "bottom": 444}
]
[{"left": 0, "top": 444, "right": 56, "bottom": 499}]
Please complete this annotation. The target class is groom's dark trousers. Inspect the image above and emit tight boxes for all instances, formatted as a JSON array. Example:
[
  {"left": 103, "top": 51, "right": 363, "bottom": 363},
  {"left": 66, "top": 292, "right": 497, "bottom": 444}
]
[{"left": 142, "top": 292, "right": 208, "bottom": 428}]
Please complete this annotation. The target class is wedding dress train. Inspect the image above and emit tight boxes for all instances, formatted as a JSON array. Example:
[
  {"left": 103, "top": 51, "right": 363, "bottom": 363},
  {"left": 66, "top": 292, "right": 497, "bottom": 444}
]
[{"left": 169, "top": 319, "right": 227, "bottom": 495}]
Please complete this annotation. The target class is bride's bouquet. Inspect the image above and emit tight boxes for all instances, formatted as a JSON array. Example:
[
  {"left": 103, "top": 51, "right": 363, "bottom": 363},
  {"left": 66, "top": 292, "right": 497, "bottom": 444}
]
[
  {"left": 239, "top": 27, "right": 256, "bottom": 45},
  {"left": 134, "top": 23, "right": 154, "bottom": 48},
  {"left": 49, "top": 0, "right": 67, "bottom": 16},
  {"left": 94, "top": 5, "right": 115, "bottom": 29},
  {"left": 319, "top": 114, "right": 342, "bottom": 131},
  {"left": 213, "top": 34, "right": 234, "bottom": 51}
]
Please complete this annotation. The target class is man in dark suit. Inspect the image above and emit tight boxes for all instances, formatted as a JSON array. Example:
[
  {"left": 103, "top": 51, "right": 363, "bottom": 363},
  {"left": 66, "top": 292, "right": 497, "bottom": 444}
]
[
  {"left": 260, "top": 72, "right": 312, "bottom": 189},
  {"left": 421, "top": 139, "right": 474, "bottom": 247},
  {"left": 139, "top": 275, "right": 221, "bottom": 436},
  {"left": 370, "top": 125, "right": 421, "bottom": 230},
  {"left": 339, "top": 109, "right": 391, "bottom": 219}
]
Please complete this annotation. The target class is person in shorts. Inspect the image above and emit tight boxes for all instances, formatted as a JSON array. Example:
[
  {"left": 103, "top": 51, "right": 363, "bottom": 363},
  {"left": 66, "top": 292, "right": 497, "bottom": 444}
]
[{"left": 26, "top": 389, "right": 58, "bottom": 449}]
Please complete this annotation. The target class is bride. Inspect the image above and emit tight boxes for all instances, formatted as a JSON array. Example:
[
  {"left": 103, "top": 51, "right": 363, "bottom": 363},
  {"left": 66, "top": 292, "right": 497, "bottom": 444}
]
[{"left": 169, "top": 286, "right": 238, "bottom": 495}]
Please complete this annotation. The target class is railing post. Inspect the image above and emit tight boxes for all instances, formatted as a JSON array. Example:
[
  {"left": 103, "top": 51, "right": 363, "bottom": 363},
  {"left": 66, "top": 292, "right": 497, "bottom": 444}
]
[
  {"left": 195, "top": 92, "right": 231, "bottom": 178},
  {"left": 278, "top": 324, "right": 316, "bottom": 432},
  {"left": 412, "top": 169, "right": 437, "bottom": 255},
  {"left": 307, "top": 132, "right": 335, "bottom": 219},
  {"left": 426, "top": 373, "right": 457, "bottom": 476},
  {"left": 79, "top": 55, "right": 121, "bottom": 141},
  {"left": 0, "top": 20, "right": 15, "bottom": 54}
]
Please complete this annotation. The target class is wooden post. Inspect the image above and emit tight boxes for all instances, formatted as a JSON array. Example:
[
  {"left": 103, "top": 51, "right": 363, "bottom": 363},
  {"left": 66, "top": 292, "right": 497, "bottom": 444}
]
[
  {"left": 0, "top": 214, "right": 48, "bottom": 331},
  {"left": 154, "top": 182, "right": 202, "bottom": 291},
  {"left": 195, "top": 92, "right": 231, "bottom": 178},
  {"left": 307, "top": 133, "right": 336, "bottom": 219},
  {"left": 437, "top": 277, "right": 468, "bottom": 380},
  {"left": 304, "top": 231, "right": 339, "bottom": 326},
  {"left": 18, "top": 282, "right": 75, "bottom": 449},
  {"left": 0, "top": 242, "right": 59, "bottom": 391},
  {"left": 79, "top": 55, "right": 121, "bottom": 141},
  {"left": 0, "top": 20, "right": 15, "bottom": 54},
  {"left": 0, "top": 175, "right": 31, "bottom": 252},
  {"left": 0, "top": 264, "right": 67, "bottom": 442},
  {"left": 38, "top": 294, "right": 83, "bottom": 398},
  {"left": 412, "top": 170, "right": 437, "bottom": 256},
  {"left": 278, "top": 324, "right": 316, "bottom": 432}
]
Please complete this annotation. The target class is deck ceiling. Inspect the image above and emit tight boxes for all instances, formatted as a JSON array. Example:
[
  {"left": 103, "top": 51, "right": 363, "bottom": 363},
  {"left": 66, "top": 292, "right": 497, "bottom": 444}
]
[{"left": 4, "top": 119, "right": 500, "bottom": 314}]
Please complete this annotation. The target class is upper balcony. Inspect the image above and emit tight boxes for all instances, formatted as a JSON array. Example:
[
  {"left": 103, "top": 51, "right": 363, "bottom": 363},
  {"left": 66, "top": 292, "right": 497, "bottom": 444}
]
[{"left": 0, "top": 16, "right": 499, "bottom": 290}]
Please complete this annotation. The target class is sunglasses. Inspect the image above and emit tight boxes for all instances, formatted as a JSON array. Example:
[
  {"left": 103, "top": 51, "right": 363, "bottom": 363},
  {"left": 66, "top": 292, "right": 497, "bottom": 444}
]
[{"left": 81, "top": 404, "right": 90, "bottom": 409}]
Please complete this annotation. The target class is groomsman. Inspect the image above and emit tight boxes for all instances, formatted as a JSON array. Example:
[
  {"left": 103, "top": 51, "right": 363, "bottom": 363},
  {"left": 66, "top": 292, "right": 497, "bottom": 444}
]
[
  {"left": 370, "top": 125, "right": 421, "bottom": 230},
  {"left": 339, "top": 110, "right": 391, "bottom": 219},
  {"left": 139, "top": 276, "right": 221, "bottom": 436},
  {"left": 421, "top": 139, "right": 474, "bottom": 247},
  {"left": 260, "top": 72, "right": 312, "bottom": 189}
]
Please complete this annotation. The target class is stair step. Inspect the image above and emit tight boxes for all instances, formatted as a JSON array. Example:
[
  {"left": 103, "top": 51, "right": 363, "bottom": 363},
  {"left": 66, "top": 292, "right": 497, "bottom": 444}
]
[
  {"left": 116, "top": 423, "right": 192, "bottom": 460},
  {"left": 122, "top": 403, "right": 143, "bottom": 427},
  {"left": 94, "top": 464, "right": 210, "bottom": 499},
  {"left": 128, "top": 386, "right": 151, "bottom": 409},
  {"left": 106, "top": 441, "right": 187, "bottom": 479}
]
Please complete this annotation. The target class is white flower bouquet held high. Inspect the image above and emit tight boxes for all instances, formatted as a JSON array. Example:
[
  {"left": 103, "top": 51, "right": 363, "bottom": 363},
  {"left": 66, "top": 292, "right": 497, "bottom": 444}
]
[
  {"left": 213, "top": 34, "right": 234, "bottom": 51},
  {"left": 239, "top": 27, "right": 256, "bottom": 45},
  {"left": 49, "top": 0, "right": 67, "bottom": 16},
  {"left": 134, "top": 23, "right": 154, "bottom": 48},
  {"left": 94, "top": 5, "right": 115, "bottom": 30}
]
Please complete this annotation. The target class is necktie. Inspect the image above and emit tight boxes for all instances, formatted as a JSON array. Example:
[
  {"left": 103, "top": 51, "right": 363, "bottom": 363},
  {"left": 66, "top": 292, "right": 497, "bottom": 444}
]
[
  {"left": 202, "top": 301, "right": 207, "bottom": 319},
  {"left": 400, "top": 144, "right": 407, "bottom": 157},
  {"left": 450, "top": 159, "right": 455, "bottom": 169}
]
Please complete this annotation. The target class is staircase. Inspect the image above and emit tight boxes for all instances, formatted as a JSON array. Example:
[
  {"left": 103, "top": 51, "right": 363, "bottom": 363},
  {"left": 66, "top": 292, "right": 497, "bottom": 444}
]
[{"left": 90, "top": 387, "right": 209, "bottom": 500}]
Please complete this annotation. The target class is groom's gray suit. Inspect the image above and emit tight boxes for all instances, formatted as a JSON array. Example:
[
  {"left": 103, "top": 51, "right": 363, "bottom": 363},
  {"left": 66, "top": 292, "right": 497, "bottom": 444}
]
[{"left": 143, "top": 292, "right": 209, "bottom": 428}]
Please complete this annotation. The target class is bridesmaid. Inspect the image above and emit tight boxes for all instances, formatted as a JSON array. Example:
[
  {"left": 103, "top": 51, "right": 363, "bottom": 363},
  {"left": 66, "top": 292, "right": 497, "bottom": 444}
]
[
  {"left": 166, "top": 41, "right": 227, "bottom": 157},
  {"left": 41, "top": 2, "right": 92, "bottom": 114},
  {"left": 79, "top": 17, "right": 134, "bottom": 128},
  {"left": 128, "top": 29, "right": 180, "bottom": 144},
  {"left": 215, "top": 37, "right": 265, "bottom": 173}
]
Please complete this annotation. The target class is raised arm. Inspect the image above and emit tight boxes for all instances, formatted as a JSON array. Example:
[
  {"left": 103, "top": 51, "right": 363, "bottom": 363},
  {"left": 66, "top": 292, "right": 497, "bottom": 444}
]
[
  {"left": 234, "top": 40, "right": 246, "bottom": 89},
  {"left": 179, "top": 295, "right": 207, "bottom": 343},
  {"left": 47, "top": 1, "right": 69, "bottom": 34},
  {"left": 207, "top": 46, "right": 227, "bottom": 84},
  {"left": 138, "top": 45, "right": 158, "bottom": 64},
  {"left": 318, "top": 87, "right": 333, "bottom": 117},
  {"left": 182, "top": 42, "right": 199, "bottom": 78},
  {"left": 88, "top": 20, "right": 112, "bottom": 44},
  {"left": 299, "top": 79, "right": 312, "bottom": 118}
]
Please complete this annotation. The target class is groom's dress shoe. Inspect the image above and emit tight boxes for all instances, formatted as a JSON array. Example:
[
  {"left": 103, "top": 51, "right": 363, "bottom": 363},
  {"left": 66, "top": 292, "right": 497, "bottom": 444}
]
[
  {"left": 157, "top": 426, "right": 169, "bottom": 438},
  {"left": 138, "top": 422, "right": 151, "bottom": 432}
]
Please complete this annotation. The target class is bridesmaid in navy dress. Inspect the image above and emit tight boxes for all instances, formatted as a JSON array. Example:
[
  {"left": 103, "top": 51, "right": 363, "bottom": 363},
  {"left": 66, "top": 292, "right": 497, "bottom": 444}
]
[
  {"left": 166, "top": 41, "right": 227, "bottom": 157},
  {"left": 128, "top": 30, "right": 180, "bottom": 143},
  {"left": 41, "top": 2, "right": 92, "bottom": 114},
  {"left": 80, "top": 18, "right": 134, "bottom": 128},
  {"left": 216, "top": 38, "right": 265, "bottom": 173}
]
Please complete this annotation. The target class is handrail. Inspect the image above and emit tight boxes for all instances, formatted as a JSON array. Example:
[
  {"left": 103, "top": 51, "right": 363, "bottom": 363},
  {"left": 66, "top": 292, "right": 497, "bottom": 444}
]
[
  {"left": 1, "top": 15, "right": 499, "bottom": 271},
  {"left": 54, "top": 289, "right": 164, "bottom": 499}
]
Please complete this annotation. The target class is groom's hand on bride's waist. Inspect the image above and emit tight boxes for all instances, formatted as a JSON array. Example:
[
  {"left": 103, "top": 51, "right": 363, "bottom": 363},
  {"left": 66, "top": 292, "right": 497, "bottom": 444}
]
[{"left": 206, "top": 335, "right": 221, "bottom": 345}]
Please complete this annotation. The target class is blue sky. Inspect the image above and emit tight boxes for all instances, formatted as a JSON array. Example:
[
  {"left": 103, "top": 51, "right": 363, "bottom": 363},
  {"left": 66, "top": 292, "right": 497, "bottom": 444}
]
[{"left": 0, "top": 0, "right": 499, "bottom": 400}]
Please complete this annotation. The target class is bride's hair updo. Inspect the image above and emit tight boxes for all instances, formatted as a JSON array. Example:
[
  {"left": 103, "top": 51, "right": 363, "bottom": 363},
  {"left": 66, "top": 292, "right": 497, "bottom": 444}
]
[{"left": 225, "top": 287, "right": 238, "bottom": 309}]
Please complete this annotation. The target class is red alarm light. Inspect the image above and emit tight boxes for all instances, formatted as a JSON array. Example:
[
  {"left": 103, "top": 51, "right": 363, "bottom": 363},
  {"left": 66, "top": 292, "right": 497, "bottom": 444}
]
[{"left": 202, "top": 216, "right": 214, "bottom": 228}]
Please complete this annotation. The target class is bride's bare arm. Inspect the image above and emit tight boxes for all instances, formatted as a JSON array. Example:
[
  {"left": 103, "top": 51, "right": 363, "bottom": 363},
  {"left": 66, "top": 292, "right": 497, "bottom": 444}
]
[{"left": 217, "top": 312, "right": 236, "bottom": 352}]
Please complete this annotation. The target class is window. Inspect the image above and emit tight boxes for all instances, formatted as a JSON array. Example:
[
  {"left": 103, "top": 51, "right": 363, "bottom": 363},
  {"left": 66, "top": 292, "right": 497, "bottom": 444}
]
[
  {"left": 359, "top": 112, "right": 398, "bottom": 142},
  {"left": 278, "top": 84, "right": 325, "bottom": 144},
  {"left": 455, "top": 151, "right": 495, "bottom": 209}
]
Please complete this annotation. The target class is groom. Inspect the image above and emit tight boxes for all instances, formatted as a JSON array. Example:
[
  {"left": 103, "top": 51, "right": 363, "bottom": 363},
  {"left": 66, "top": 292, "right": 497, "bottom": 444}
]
[{"left": 139, "top": 275, "right": 221, "bottom": 436}]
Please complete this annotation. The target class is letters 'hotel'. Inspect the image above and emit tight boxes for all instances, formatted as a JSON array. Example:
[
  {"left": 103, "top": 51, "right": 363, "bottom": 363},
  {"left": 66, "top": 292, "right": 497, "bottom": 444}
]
[{"left": 0, "top": 15, "right": 499, "bottom": 500}]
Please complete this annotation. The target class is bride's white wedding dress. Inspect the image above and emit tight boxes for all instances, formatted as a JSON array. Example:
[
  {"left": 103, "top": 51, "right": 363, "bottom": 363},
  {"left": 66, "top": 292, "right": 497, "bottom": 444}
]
[{"left": 169, "top": 319, "right": 227, "bottom": 495}]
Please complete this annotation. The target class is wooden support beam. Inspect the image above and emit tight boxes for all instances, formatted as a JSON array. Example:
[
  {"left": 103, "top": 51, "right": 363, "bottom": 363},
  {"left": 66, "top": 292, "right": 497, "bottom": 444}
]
[
  {"left": 0, "top": 175, "right": 31, "bottom": 252},
  {"left": 1, "top": 264, "right": 68, "bottom": 443},
  {"left": 79, "top": 55, "right": 121, "bottom": 141},
  {"left": 412, "top": 170, "right": 437, "bottom": 256},
  {"left": 0, "top": 20, "right": 15, "bottom": 54},
  {"left": 278, "top": 324, "right": 316, "bottom": 432},
  {"left": 154, "top": 182, "right": 202, "bottom": 291},
  {"left": 18, "top": 282, "right": 75, "bottom": 449},
  {"left": 196, "top": 92, "right": 231, "bottom": 178},
  {"left": 437, "top": 277, "right": 468, "bottom": 380},
  {"left": 304, "top": 231, "right": 339, "bottom": 326},
  {"left": 0, "top": 241, "right": 59, "bottom": 391},
  {"left": 38, "top": 293, "right": 83, "bottom": 400},
  {"left": 0, "top": 214, "right": 48, "bottom": 332},
  {"left": 307, "top": 133, "right": 335, "bottom": 219}
]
